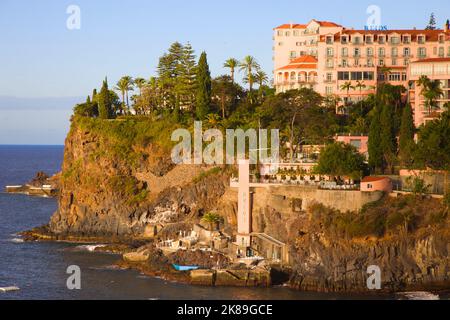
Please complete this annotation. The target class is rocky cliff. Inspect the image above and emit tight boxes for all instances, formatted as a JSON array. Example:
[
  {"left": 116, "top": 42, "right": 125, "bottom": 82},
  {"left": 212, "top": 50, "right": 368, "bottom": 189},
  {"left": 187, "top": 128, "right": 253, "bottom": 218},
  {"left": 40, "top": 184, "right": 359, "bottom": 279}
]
[
  {"left": 49, "top": 116, "right": 230, "bottom": 239},
  {"left": 46, "top": 116, "right": 449, "bottom": 293}
]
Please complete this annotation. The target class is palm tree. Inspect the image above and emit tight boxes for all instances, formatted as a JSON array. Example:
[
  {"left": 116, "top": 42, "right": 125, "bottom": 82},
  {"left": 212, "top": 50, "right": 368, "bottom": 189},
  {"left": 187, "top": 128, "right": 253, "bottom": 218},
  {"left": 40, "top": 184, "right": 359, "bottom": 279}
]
[
  {"left": 134, "top": 77, "right": 146, "bottom": 96},
  {"left": 355, "top": 80, "right": 366, "bottom": 96},
  {"left": 239, "top": 56, "right": 260, "bottom": 92},
  {"left": 340, "top": 81, "right": 355, "bottom": 108},
  {"left": 223, "top": 58, "right": 239, "bottom": 83},
  {"left": 418, "top": 75, "right": 444, "bottom": 114},
  {"left": 255, "top": 70, "right": 268, "bottom": 88},
  {"left": 201, "top": 212, "right": 221, "bottom": 231},
  {"left": 380, "top": 66, "right": 392, "bottom": 82},
  {"left": 115, "top": 76, "right": 134, "bottom": 113}
]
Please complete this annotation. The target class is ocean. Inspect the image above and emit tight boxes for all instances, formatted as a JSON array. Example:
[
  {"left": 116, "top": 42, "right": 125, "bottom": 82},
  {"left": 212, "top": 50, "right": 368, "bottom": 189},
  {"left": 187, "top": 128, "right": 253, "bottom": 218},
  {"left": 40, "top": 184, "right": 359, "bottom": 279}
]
[{"left": 0, "top": 145, "right": 441, "bottom": 300}]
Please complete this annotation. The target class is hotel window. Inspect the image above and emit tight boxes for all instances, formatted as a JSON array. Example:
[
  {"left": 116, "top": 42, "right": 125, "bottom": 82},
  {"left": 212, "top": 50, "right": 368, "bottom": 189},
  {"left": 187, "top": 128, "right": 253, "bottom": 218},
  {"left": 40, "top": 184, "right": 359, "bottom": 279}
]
[
  {"left": 277, "top": 31, "right": 283, "bottom": 36},
  {"left": 367, "top": 47, "right": 374, "bottom": 56},
  {"left": 367, "top": 58, "right": 374, "bottom": 67},
  {"left": 379, "top": 59, "right": 385, "bottom": 66},
  {"left": 285, "top": 31, "right": 290, "bottom": 36},
  {"left": 392, "top": 58, "right": 397, "bottom": 66},
  {"left": 404, "top": 59, "right": 410, "bottom": 66},
  {"left": 353, "top": 36, "right": 362, "bottom": 44},
  {"left": 379, "top": 48, "right": 385, "bottom": 57},
  {"left": 378, "top": 36, "right": 385, "bottom": 44},
  {"left": 418, "top": 36, "right": 425, "bottom": 44},
  {"left": 326, "top": 36, "right": 334, "bottom": 44},
  {"left": 326, "top": 59, "right": 334, "bottom": 68},
  {"left": 439, "top": 47, "right": 445, "bottom": 57},
  {"left": 341, "top": 36, "right": 348, "bottom": 44},
  {"left": 363, "top": 72, "right": 374, "bottom": 80},
  {"left": 403, "top": 47, "right": 410, "bottom": 57},
  {"left": 351, "top": 72, "right": 363, "bottom": 80},
  {"left": 290, "top": 51, "right": 297, "bottom": 58},
  {"left": 388, "top": 72, "right": 401, "bottom": 81},
  {"left": 403, "top": 36, "right": 411, "bottom": 44},
  {"left": 294, "top": 30, "right": 300, "bottom": 36},
  {"left": 342, "top": 59, "right": 348, "bottom": 67},
  {"left": 390, "top": 36, "right": 400, "bottom": 45},
  {"left": 338, "top": 72, "right": 348, "bottom": 80},
  {"left": 354, "top": 48, "right": 360, "bottom": 57},
  {"left": 366, "top": 36, "right": 373, "bottom": 44},
  {"left": 354, "top": 59, "right": 360, "bottom": 66},
  {"left": 326, "top": 86, "right": 333, "bottom": 95},
  {"left": 278, "top": 42, "right": 283, "bottom": 46},
  {"left": 439, "top": 35, "right": 445, "bottom": 44},
  {"left": 296, "top": 42, "right": 302, "bottom": 46},
  {"left": 418, "top": 47, "right": 427, "bottom": 58},
  {"left": 326, "top": 73, "right": 333, "bottom": 82},
  {"left": 402, "top": 73, "right": 407, "bottom": 81},
  {"left": 342, "top": 47, "right": 348, "bottom": 57},
  {"left": 392, "top": 47, "right": 398, "bottom": 57},
  {"left": 327, "top": 47, "right": 334, "bottom": 57}
]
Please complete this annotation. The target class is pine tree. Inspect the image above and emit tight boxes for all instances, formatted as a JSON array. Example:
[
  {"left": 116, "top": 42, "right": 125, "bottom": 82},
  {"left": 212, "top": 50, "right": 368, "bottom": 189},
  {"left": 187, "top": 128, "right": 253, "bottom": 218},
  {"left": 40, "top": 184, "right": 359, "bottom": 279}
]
[
  {"left": 398, "top": 104, "right": 415, "bottom": 167},
  {"left": 98, "top": 78, "right": 113, "bottom": 119},
  {"left": 368, "top": 106, "right": 383, "bottom": 173},
  {"left": 426, "top": 13, "right": 437, "bottom": 30},
  {"left": 379, "top": 104, "right": 397, "bottom": 173},
  {"left": 178, "top": 42, "right": 197, "bottom": 111},
  {"left": 195, "top": 52, "right": 212, "bottom": 120},
  {"left": 92, "top": 89, "right": 98, "bottom": 102}
]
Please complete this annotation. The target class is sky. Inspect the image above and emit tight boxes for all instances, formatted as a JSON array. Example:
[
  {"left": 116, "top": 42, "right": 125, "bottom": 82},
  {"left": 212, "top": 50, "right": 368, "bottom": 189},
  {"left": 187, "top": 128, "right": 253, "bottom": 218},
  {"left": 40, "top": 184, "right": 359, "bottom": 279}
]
[{"left": 0, "top": 0, "right": 449, "bottom": 144}]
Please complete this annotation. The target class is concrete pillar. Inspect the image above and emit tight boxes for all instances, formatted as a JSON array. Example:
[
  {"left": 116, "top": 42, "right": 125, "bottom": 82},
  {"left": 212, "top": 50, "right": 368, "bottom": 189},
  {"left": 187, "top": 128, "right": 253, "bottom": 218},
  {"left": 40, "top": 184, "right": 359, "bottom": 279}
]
[{"left": 236, "top": 159, "right": 251, "bottom": 247}]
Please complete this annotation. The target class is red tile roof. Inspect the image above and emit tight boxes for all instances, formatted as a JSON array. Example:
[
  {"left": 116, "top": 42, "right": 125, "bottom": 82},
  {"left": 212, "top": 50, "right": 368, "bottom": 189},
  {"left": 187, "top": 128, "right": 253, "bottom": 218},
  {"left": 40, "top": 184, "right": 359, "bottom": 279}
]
[
  {"left": 274, "top": 20, "right": 341, "bottom": 29},
  {"left": 340, "top": 29, "right": 449, "bottom": 41},
  {"left": 290, "top": 55, "right": 318, "bottom": 63},
  {"left": 362, "top": 176, "right": 389, "bottom": 183},
  {"left": 412, "top": 58, "right": 450, "bottom": 63},
  {"left": 277, "top": 55, "right": 318, "bottom": 71},
  {"left": 275, "top": 24, "right": 307, "bottom": 30},
  {"left": 278, "top": 64, "right": 318, "bottom": 70}
]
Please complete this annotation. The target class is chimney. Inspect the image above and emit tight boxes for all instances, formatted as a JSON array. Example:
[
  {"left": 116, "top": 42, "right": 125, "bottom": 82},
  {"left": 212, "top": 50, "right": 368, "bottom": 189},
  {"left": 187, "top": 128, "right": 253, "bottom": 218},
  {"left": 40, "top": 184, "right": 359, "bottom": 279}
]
[{"left": 290, "top": 21, "right": 293, "bottom": 29}]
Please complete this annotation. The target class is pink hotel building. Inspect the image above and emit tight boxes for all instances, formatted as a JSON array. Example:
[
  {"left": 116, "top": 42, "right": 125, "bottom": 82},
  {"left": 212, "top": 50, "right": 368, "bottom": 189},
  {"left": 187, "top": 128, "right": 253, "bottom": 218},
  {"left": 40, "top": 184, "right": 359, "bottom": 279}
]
[{"left": 273, "top": 19, "right": 450, "bottom": 126}]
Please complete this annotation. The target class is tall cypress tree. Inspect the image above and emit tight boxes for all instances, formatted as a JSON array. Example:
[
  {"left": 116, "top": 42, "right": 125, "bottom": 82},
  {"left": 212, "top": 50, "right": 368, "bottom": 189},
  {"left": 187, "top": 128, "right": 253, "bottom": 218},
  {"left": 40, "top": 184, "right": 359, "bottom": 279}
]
[
  {"left": 98, "top": 78, "right": 113, "bottom": 119},
  {"left": 398, "top": 104, "right": 415, "bottom": 167},
  {"left": 380, "top": 104, "right": 397, "bottom": 173},
  {"left": 195, "top": 52, "right": 212, "bottom": 120},
  {"left": 368, "top": 106, "right": 383, "bottom": 173}
]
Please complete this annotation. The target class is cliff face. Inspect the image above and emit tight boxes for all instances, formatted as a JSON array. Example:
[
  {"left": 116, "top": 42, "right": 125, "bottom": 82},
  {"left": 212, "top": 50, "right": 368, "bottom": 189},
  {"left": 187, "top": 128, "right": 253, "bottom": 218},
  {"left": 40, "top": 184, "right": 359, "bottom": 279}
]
[
  {"left": 49, "top": 117, "right": 449, "bottom": 292},
  {"left": 220, "top": 187, "right": 450, "bottom": 292},
  {"left": 49, "top": 117, "right": 229, "bottom": 238}
]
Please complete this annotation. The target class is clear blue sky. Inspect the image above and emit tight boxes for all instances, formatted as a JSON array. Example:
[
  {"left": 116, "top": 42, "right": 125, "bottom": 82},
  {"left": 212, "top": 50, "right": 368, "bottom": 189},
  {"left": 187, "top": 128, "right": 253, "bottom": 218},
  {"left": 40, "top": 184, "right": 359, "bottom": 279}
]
[{"left": 0, "top": 0, "right": 449, "bottom": 144}]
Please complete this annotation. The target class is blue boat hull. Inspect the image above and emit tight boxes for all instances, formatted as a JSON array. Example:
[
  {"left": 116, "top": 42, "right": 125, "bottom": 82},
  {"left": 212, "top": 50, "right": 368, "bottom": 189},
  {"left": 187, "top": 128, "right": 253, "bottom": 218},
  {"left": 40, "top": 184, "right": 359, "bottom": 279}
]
[{"left": 172, "top": 264, "right": 199, "bottom": 271}]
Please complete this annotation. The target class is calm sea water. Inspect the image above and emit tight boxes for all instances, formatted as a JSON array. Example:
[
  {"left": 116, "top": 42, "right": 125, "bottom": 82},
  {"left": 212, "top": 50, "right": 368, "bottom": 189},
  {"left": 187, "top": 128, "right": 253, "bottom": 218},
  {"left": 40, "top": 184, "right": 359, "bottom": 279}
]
[{"left": 0, "top": 145, "right": 440, "bottom": 300}]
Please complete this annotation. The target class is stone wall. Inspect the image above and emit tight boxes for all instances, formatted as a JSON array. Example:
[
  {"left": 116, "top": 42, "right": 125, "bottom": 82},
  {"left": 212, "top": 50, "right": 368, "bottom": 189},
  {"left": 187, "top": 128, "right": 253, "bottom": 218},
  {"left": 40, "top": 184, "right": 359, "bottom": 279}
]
[{"left": 252, "top": 185, "right": 383, "bottom": 213}]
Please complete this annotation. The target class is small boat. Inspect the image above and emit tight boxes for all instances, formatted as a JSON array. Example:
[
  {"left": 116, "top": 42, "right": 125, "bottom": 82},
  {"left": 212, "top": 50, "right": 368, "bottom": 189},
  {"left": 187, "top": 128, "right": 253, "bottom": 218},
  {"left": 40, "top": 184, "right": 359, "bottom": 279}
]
[
  {"left": 0, "top": 286, "right": 20, "bottom": 293},
  {"left": 172, "top": 264, "right": 199, "bottom": 271}
]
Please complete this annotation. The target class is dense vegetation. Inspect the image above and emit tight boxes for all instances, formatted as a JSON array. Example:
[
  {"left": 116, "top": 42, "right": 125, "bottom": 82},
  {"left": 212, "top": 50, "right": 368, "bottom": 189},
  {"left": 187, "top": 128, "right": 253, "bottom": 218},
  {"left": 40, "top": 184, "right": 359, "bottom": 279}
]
[
  {"left": 71, "top": 41, "right": 450, "bottom": 177},
  {"left": 309, "top": 195, "right": 448, "bottom": 239}
]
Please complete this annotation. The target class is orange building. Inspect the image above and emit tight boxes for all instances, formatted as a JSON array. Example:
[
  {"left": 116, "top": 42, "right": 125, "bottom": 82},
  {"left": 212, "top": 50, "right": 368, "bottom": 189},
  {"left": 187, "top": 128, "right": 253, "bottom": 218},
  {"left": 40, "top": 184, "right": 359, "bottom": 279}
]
[{"left": 273, "top": 19, "right": 450, "bottom": 124}]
